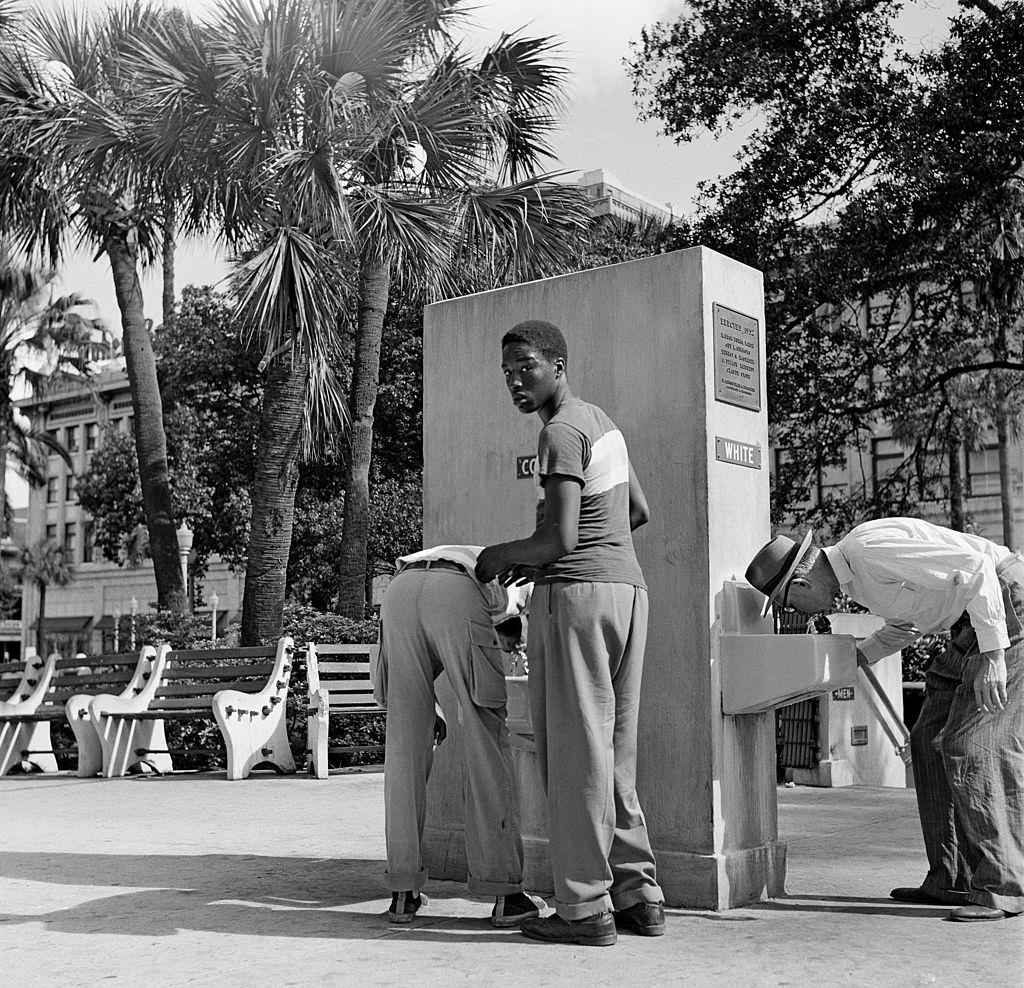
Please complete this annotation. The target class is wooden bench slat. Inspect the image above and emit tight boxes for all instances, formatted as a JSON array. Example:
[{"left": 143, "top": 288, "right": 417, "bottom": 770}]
[
  {"left": 55, "top": 654, "right": 138, "bottom": 669},
  {"left": 0, "top": 661, "right": 31, "bottom": 673},
  {"left": 325, "top": 687, "right": 375, "bottom": 698},
  {"left": 0, "top": 707, "right": 70, "bottom": 722},
  {"left": 50, "top": 671, "right": 135, "bottom": 687},
  {"left": 148, "top": 696, "right": 216, "bottom": 710},
  {"left": 155, "top": 681, "right": 266, "bottom": 698},
  {"left": 169, "top": 647, "right": 278, "bottom": 662},
  {"left": 161, "top": 663, "right": 277, "bottom": 680},
  {"left": 326, "top": 699, "right": 378, "bottom": 709},
  {"left": 315, "top": 661, "right": 374, "bottom": 673}
]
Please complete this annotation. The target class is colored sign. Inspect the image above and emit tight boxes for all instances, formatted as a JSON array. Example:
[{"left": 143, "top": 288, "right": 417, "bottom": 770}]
[
  {"left": 715, "top": 437, "right": 762, "bottom": 470},
  {"left": 516, "top": 455, "right": 537, "bottom": 479},
  {"left": 713, "top": 302, "right": 761, "bottom": 411}
]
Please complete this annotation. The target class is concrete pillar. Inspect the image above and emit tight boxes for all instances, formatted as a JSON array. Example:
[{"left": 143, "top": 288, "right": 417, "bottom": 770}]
[{"left": 421, "top": 247, "right": 781, "bottom": 908}]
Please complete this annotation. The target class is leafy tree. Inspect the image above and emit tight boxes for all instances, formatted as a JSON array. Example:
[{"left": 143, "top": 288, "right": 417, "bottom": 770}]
[
  {"left": 77, "top": 285, "right": 260, "bottom": 574},
  {"left": 0, "top": 246, "right": 105, "bottom": 535},
  {"left": 629, "top": 0, "right": 1024, "bottom": 539},
  {"left": 0, "top": 1, "right": 188, "bottom": 610},
  {"left": 20, "top": 536, "right": 74, "bottom": 660}
]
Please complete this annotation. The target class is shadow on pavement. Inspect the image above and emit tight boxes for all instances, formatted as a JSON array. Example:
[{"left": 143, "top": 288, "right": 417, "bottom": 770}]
[{"left": 0, "top": 851, "right": 517, "bottom": 943}]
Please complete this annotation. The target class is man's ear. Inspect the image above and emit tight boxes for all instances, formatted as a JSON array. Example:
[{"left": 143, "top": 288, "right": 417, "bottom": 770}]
[{"left": 554, "top": 356, "right": 565, "bottom": 377}]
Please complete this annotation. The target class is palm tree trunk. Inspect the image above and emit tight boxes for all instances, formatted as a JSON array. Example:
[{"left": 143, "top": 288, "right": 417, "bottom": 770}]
[
  {"left": 948, "top": 434, "right": 964, "bottom": 532},
  {"left": 162, "top": 200, "right": 176, "bottom": 328},
  {"left": 336, "top": 253, "right": 391, "bottom": 618},
  {"left": 0, "top": 406, "right": 8, "bottom": 542},
  {"left": 35, "top": 581, "right": 46, "bottom": 660},
  {"left": 240, "top": 351, "right": 309, "bottom": 645},
  {"left": 105, "top": 233, "right": 187, "bottom": 614},
  {"left": 997, "top": 403, "right": 1015, "bottom": 549}
]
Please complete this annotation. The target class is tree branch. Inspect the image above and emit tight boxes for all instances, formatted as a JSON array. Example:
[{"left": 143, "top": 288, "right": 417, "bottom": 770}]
[
  {"left": 959, "top": 0, "right": 1003, "bottom": 20},
  {"left": 847, "top": 359, "right": 1024, "bottom": 416}
]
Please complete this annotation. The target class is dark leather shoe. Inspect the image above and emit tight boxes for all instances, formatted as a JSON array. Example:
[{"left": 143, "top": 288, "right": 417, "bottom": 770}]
[
  {"left": 520, "top": 911, "right": 617, "bottom": 946},
  {"left": 947, "top": 904, "right": 1010, "bottom": 922},
  {"left": 614, "top": 901, "right": 665, "bottom": 936},
  {"left": 890, "top": 886, "right": 968, "bottom": 905},
  {"left": 491, "top": 891, "right": 546, "bottom": 928},
  {"left": 388, "top": 891, "right": 427, "bottom": 924}
]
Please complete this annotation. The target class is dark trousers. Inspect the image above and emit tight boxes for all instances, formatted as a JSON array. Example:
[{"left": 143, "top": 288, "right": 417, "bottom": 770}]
[{"left": 910, "top": 556, "right": 1024, "bottom": 913}]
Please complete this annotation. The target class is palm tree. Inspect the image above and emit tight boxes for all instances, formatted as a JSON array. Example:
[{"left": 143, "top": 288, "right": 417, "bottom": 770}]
[
  {"left": 0, "top": 245, "right": 106, "bottom": 539},
  {"left": 20, "top": 536, "right": 75, "bottom": 662},
  {"left": 126, "top": 0, "right": 588, "bottom": 636},
  {"left": 0, "top": 1, "right": 188, "bottom": 612},
  {"left": 332, "top": 31, "right": 590, "bottom": 616}
]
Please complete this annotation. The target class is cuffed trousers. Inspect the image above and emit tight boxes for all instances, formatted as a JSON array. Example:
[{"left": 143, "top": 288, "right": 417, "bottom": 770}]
[
  {"left": 910, "top": 557, "right": 1024, "bottom": 914},
  {"left": 528, "top": 580, "right": 663, "bottom": 920},
  {"left": 376, "top": 568, "right": 524, "bottom": 896}
]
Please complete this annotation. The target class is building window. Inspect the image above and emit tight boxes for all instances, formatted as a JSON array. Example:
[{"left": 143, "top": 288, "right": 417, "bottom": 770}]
[
  {"left": 66, "top": 425, "right": 79, "bottom": 452},
  {"left": 65, "top": 474, "right": 75, "bottom": 502},
  {"left": 967, "top": 444, "right": 1001, "bottom": 497},
  {"left": 83, "top": 521, "right": 94, "bottom": 563},
  {"left": 872, "top": 437, "right": 904, "bottom": 487},
  {"left": 45, "top": 523, "right": 57, "bottom": 542},
  {"left": 85, "top": 422, "right": 99, "bottom": 451},
  {"left": 46, "top": 476, "right": 58, "bottom": 503},
  {"left": 64, "top": 522, "right": 76, "bottom": 557}
]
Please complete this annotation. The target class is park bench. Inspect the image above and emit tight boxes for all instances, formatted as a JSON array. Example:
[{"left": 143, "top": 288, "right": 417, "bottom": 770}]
[
  {"left": 91, "top": 638, "right": 296, "bottom": 780},
  {"left": 0, "top": 646, "right": 162, "bottom": 777},
  {"left": 306, "top": 642, "right": 383, "bottom": 778},
  {"left": 0, "top": 650, "right": 46, "bottom": 703}
]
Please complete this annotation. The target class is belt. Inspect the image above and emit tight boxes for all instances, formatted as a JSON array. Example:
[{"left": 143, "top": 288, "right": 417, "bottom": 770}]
[{"left": 401, "top": 559, "right": 466, "bottom": 575}]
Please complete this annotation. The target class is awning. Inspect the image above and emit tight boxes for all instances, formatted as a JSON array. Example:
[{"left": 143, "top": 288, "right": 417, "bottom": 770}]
[{"left": 31, "top": 616, "right": 93, "bottom": 632}]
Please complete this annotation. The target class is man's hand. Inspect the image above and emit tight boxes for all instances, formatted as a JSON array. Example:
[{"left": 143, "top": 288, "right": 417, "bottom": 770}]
[
  {"left": 974, "top": 649, "right": 1008, "bottom": 714},
  {"left": 433, "top": 712, "right": 447, "bottom": 748},
  {"left": 500, "top": 564, "right": 537, "bottom": 587},
  {"left": 475, "top": 544, "right": 508, "bottom": 583}
]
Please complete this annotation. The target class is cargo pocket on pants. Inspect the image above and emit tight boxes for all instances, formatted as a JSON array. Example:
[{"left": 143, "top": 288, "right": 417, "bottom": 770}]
[{"left": 468, "top": 623, "right": 507, "bottom": 708}]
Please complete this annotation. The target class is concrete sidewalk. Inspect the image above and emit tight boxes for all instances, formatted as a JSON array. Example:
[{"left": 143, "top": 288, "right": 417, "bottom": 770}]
[{"left": 1, "top": 771, "right": 1020, "bottom": 987}]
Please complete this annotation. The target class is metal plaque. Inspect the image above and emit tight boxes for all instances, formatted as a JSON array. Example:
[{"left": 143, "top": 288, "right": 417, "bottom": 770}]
[
  {"left": 714, "top": 436, "right": 762, "bottom": 470},
  {"left": 832, "top": 687, "right": 855, "bottom": 701},
  {"left": 713, "top": 303, "right": 761, "bottom": 412}
]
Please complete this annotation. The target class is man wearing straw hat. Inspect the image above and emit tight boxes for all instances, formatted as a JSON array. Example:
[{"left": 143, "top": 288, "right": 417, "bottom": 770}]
[{"left": 746, "top": 518, "right": 1024, "bottom": 922}]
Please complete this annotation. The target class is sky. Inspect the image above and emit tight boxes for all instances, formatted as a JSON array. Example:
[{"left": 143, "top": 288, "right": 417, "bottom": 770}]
[{"left": 35, "top": 0, "right": 965, "bottom": 330}]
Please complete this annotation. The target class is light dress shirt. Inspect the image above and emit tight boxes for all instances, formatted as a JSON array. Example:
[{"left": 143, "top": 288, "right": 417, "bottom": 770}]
[
  {"left": 822, "top": 518, "right": 1012, "bottom": 663},
  {"left": 395, "top": 545, "right": 531, "bottom": 625}
]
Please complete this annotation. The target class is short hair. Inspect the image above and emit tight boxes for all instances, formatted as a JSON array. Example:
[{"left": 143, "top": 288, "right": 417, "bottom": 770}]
[{"left": 501, "top": 320, "right": 567, "bottom": 362}]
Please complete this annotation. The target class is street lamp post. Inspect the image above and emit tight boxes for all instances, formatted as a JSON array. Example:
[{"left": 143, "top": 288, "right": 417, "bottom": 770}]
[
  {"left": 210, "top": 591, "right": 219, "bottom": 644},
  {"left": 129, "top": 596, "right": 138, "bottom": 650},
  {"left": 177, "top": 521, "right": 193, "bottom": 608}
]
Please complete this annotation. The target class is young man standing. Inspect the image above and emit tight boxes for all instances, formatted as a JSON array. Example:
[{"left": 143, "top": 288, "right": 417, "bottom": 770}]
[{"left": 475, "top": 320, "right": 665, "bottom": 947}]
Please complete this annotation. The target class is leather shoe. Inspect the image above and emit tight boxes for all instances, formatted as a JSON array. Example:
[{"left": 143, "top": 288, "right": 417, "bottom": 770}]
[
  {"left": 520, "top": 911, "right": 617, "bottom": 946},
  {"left": 947, "top": 904, "right": 1010, "bottom": 922},
  {"left": 491, "top": 891, "right": 546, "bottom": 928},
  {"left": 890, "top": 886, "right": 967, "bottom": 906},
  {"left": 614, "top": 901, "right": 665, "bottom": 936},
  {"left": 388, "top": 891, "right": 427, "bottom": 924}
]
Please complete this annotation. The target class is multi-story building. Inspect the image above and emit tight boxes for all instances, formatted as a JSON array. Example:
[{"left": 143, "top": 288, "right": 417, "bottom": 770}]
[
  {"left": 16, "top": 360, "right": 243, "bottom": 658},
  {"left": 575, "top": 168, "right": 679, "bottom": 226}
]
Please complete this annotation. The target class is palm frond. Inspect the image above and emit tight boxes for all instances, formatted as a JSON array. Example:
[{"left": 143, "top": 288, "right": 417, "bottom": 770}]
[
  {"left": 301, "top": 352, "right": 350, "bottom": 462},
  {"left": 446, "top": 176, "right": 590, "bottom": 288},
  {"left": 231, "top": 222, "right": 350, "bottom": 369}
]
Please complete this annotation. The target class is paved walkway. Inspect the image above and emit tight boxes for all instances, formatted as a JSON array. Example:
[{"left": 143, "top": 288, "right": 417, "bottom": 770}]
[{"left": 1, "top": 771, "right": 1020, "bottom": 986}]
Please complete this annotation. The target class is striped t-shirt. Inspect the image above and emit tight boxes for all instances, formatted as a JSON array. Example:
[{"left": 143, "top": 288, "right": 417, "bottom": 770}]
[{"left": 535, "top": 398, "right": 645, "bottom": 588}]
